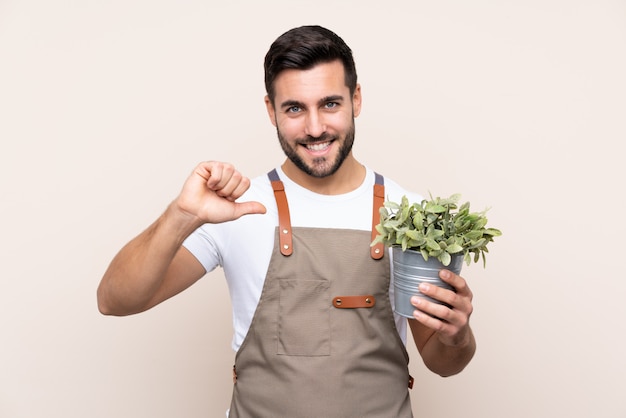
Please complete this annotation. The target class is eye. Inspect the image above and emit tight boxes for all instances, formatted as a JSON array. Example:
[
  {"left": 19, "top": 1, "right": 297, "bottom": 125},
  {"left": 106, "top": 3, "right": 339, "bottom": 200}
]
[
  {"left": 286, "top": 105, "right": 302, "bottom": 113},
  {"left": 325, "top": 102, "right": 339, "bottom": 109}
]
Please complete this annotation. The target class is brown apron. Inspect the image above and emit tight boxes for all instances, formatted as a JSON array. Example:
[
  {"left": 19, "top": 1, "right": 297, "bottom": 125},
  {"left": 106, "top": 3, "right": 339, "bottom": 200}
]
[{"left": 228, "top": 170, "right": 413, "bottom": 418}]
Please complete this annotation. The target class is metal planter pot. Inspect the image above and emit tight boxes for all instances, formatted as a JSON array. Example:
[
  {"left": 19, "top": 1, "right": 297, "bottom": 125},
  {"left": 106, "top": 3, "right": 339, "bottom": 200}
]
[{"left": 392, "top": 247, "right": 463, "bottom": 318}]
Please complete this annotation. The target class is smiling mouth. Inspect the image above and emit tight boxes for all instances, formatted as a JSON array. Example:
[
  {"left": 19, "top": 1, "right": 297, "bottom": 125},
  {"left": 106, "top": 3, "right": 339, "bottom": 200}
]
[{"left": 305, "top": 141, "right": 332, "bottom": 151}]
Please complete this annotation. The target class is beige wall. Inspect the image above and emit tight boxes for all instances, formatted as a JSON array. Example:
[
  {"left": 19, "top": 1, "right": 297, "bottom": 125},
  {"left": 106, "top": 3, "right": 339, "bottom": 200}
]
[{"left": 1, "top": 1, "right": 625, "bottom": 417}]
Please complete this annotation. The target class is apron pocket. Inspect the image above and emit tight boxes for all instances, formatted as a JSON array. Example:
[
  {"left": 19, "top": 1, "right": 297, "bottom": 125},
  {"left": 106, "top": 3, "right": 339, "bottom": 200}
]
[{"left": 277, "top": 279, "right": 330, "bottom": 356}]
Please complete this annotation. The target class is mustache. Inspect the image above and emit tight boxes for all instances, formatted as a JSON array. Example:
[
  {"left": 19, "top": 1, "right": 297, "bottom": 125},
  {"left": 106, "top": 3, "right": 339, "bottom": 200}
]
[{"left": 297, "top": 133, "right": 335, "bottom": 144}]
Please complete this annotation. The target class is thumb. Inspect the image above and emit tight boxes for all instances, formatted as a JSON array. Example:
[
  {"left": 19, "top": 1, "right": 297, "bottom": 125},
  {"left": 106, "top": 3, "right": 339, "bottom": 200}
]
[{"left": 232, "top": 201, "right": 267, "bottom": 219}]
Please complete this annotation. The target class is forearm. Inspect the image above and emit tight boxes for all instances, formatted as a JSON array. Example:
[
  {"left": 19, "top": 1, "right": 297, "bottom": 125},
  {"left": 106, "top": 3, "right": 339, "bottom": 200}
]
[
  {"left": 98, "top": 161, "right": 265, "bottom": 315},
  {"left": 419, "top": 326, "right": 476, "bottom": 377},
  {"left": 97, "top": 203, "right": 203, "bottom": 315}
]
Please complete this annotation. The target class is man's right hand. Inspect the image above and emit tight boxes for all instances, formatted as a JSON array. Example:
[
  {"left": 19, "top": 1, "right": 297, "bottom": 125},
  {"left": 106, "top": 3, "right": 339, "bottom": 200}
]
[
  {"left": 175, "top": 161, "right": 267, "bottom": 225},
  {"left": 97, "top": 161, "right": 266, "bottom": 316}
]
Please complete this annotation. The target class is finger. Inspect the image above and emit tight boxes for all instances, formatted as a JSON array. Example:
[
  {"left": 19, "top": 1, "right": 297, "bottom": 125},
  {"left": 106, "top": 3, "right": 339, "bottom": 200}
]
[
  {"left": 410, "top": 297, "right": 449, "bottom": 332},
  {"left": 193, "top": 161, "right": 213, "bottom": 181},
  {"left": 215, "top": 170, "right": 246, "bottom": 200},
  {"left": 232, "top": 201, "right": 267, "bottom": 219},
  {"left": 199, "top": 162, "right": 251, "bottom": 201},
  {"left": 418, "top": 281, "right": 473, "bottom": 318},
  {"left": 439, "top": 270, "right": 473, "bottom": 299},
  {"left": 411, "top": 296, "right": 468, "bottom": 339},
  {"left": 205, "top": 162, "right": 235, "bottom": 191},
  {"left": 411, "top": 294, "right": 453, "bottom": 322},
  {"left": 417, "top": 282, "right": 457, "bottom": 310}
]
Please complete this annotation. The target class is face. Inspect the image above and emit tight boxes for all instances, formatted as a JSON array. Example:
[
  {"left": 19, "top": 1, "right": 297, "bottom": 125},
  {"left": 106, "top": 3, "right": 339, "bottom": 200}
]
[{"left": 265, "top": 60, "right": 362, "bottom": 178}]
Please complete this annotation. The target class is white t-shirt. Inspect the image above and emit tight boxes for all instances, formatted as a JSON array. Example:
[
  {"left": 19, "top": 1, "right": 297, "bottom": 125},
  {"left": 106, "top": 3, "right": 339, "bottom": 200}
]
[{"left": 183, "top": 166, "right": 423, "bottom": 351}]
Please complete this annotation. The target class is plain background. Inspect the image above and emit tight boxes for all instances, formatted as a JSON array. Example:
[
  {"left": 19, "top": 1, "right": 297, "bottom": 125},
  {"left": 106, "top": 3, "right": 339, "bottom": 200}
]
[{"left": 1, "top": 1, "right": 625, "bottom": 417}]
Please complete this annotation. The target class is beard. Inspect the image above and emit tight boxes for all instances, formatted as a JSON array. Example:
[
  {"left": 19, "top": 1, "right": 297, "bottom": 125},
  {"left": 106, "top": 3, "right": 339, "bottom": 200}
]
[{"left": 277, "top": 122, "right": 356, "bottom": 178}]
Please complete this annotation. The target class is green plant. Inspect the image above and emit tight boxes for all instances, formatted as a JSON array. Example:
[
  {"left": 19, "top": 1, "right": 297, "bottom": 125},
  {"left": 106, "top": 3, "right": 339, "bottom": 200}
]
[{"left": 371, "top": 194, "right": 502, "bottom": 267}]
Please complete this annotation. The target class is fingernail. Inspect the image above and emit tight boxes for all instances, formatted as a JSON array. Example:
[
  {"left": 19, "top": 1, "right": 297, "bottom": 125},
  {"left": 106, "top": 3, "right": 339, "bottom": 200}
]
[
  {"left": 411, "top": 296, "right": 421, "bottom": 305},
  {"left": 419, "top": 283, "right": 430, "bottom": 293}
]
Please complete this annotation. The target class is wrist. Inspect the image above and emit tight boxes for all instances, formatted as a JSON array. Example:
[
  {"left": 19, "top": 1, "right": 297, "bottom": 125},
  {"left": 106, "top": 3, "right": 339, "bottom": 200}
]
[
  {"left": 161, "top": 201, "right": 206, "bottom": 239},
  {"left": 438, "top": 326, "right": 474, "bottom": 349}
]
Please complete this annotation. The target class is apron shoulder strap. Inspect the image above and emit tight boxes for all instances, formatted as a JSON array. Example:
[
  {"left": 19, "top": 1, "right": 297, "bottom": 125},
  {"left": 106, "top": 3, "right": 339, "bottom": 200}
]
[
  {"left": 371, "top": 172, "right": 385, "bottom": 260},
  {"left": 268, "top": 169, "right": 385, "bottom": 260},
  {"left": 268, "top": 169, "right": 293, "bottom": 256}
]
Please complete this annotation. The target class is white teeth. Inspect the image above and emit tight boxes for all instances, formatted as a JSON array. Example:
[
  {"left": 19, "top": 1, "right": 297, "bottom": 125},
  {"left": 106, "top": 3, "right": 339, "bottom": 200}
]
[{"left": 306, "top": 142, "right": 330, "bottom": 151}]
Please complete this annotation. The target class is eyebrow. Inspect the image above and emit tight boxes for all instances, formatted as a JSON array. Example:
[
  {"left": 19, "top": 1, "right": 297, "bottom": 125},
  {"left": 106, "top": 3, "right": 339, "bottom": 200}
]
[{"left": 279, "top": 95, "right": 345, "bottom": 110}]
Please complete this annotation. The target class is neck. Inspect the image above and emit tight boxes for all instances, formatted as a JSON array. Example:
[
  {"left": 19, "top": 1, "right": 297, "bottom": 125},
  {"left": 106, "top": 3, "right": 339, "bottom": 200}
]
[{"left": 281, "top": 154, "right": 366, "bottom": 195}]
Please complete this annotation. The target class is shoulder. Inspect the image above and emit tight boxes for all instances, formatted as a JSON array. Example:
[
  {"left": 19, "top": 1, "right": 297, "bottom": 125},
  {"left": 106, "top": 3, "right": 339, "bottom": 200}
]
[{"left": 374, "top": 170, "right": 424, "bottom": 204}]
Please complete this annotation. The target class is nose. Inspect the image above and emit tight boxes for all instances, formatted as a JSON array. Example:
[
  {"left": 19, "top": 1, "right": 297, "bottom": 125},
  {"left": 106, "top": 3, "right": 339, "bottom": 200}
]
[{"left": 304, "top": 110, "right": 326, "bottom": 138}]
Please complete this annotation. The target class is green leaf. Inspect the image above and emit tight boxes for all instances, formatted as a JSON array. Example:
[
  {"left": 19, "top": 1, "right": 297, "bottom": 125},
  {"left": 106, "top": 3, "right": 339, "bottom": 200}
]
[
  {"left": 409, "top": 236, "right": 426, "bottom": 247},
  {"left": 484, "top": 228, "right": 502, "bottom": 236},
  {"left": 446, "top": 243, "right": 464, "bottom": 253},
  {"left": 425, "top": 202, "right": 446, "bottom": 214},
  {"left": 465, "top": 230, "right": 483, "bottom": 241},
  {"left": 469, "top": 238, "right": 486, "bottom": 249},
  {"left": 412, "top": 212, "right": 424, "bottom": 230},
  {"left": 385, "top": 201, "right": 400, "bottom": 211},
  {"left": 474, "top": 217, "right": 488, "bottom": 229},
  {"left": 405, "top": 229, "right": 419, "bottom": 240},
  {"left": 431, "top": 229, "right": 445, "bottom": 239},
  {"left": 426, "top": 238, "right": 440, "bottom": 251},
  {"left": 440, "top": 251, "right": 451, "bottom": 266}
]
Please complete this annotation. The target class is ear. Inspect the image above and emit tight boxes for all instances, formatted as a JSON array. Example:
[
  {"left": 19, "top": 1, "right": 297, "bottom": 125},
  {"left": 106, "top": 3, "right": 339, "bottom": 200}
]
[
  {"left": 352, "top": 84, "right": 362, "bottom": 118},
  {"left": 264, "top": 95, "right": 277, "bottom": 127}
]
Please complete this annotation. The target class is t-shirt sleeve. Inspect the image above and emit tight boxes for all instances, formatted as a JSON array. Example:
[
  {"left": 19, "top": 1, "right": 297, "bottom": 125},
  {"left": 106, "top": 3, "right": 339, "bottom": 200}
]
[
  {"left": 182, "top": 224, "right": 222, "bottom": 274},
  {"left": 181, "top": 174, "right": 273, "bottom": 276}
]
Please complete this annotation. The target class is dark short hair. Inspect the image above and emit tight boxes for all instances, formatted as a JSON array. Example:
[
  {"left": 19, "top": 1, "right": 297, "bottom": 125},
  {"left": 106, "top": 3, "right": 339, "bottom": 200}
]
[{"left": 264, "top": 25, "right": 358, "bottom": 104}]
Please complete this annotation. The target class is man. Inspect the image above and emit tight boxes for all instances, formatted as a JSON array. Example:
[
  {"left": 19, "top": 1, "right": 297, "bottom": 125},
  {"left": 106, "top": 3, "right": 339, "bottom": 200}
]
[{"left": 98, "top": 25, "right": 476, "bottom": 417}]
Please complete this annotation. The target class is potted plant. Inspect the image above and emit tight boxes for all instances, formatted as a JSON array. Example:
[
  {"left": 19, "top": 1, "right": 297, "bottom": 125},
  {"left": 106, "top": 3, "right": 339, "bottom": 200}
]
[{"left": 371, "top": 193, "right": 502, "bottom": 318}]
